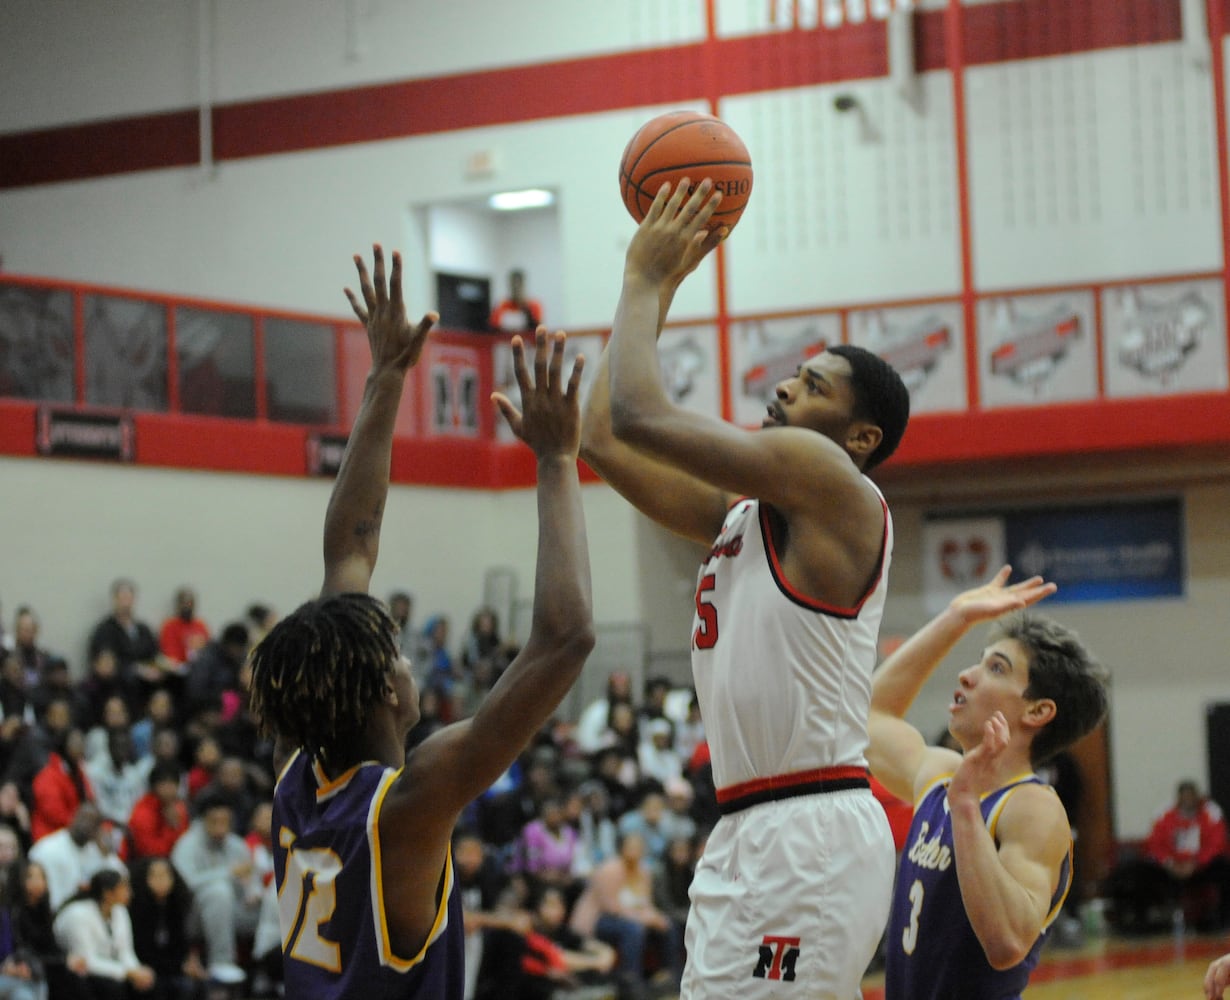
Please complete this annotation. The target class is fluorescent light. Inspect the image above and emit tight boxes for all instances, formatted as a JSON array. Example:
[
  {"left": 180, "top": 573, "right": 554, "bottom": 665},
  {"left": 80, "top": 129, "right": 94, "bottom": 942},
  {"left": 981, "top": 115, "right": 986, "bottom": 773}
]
[{"left": 488, "top": 189, "right": 555, "bottom": 211}]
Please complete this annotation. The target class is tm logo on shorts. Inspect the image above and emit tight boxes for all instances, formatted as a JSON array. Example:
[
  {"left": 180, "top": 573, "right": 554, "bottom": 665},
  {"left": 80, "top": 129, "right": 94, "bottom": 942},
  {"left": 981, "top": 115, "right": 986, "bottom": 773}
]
[{"left": 753, "top": 935, "right": 800, "bottom": 982}]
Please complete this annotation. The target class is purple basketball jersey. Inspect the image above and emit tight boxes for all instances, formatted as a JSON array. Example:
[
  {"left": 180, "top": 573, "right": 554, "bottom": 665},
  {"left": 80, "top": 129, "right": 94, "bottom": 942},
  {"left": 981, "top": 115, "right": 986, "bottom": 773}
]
[
  {"left": 273, "top": 752, "right": 465, "bottom": 1000},
  {"left": 884, "top": 774, "right": 1071, "bottom": 1000}
]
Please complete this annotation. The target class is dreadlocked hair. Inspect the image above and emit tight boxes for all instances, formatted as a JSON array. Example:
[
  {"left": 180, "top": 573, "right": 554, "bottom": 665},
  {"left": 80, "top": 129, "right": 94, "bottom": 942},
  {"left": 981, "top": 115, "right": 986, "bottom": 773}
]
[{"left": 248, "top": 592, "right": 398, "bottom": 767}]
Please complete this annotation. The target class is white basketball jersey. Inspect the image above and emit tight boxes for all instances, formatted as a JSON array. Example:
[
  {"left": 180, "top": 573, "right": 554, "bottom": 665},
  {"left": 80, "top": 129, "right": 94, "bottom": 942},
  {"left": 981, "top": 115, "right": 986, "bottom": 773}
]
[{"left": 690, "top": 489, "right": 891, "bottom": 789}]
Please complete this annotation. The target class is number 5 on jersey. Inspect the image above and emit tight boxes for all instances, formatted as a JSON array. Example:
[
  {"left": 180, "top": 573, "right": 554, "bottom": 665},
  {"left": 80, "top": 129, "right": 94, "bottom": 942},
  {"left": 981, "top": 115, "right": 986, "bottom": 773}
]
[{"left": 693, "top": 573, "right": 719, "bottom": 650}]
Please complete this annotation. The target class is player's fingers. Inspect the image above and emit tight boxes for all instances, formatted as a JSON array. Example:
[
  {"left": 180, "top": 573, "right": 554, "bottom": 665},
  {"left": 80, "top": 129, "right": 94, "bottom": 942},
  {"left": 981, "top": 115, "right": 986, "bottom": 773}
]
[
  {"left": 389, "top": 251, "right": 403, "bottom": 310},
  {"left": 691, "top": 189, "right": 721, "bottom": 233},
  {"left": 532, "top": 327, "right": 549, "bottom": 390},
  {"left": 547, "top": 331, "right": 566, "bottom": 391},
  {"left": 645, "top": 181, "right": 672, "bottom": 224},
  {"left": 666, "top": 176, "right": 692, "bottom": 219},
  {"left": 353, "top": 254, "right": 377, "bottom": 313},
  {"left": 565, "top": 353, "right": 586, "bottom": 402},
  {"left": 372, "top": 244, "right": 387, "bottom": 308},
  {"left": 414, "top": 312, "right": 439, "bottom": 340},
  {"left": 344, "top": 288, "right": 368, "bottom": 325},
  {"left": 509, "top": 336, "right": 532, "bottom": 397},
  {"left": 491, "top": 394, "right": 523, "bottom": 437}
]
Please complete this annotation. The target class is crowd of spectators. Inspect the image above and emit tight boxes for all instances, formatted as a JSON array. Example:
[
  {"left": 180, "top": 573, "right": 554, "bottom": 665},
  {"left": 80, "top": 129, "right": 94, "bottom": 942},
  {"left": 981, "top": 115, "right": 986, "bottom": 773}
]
[{"left": 0, "top": 582, "right": 717, "bottom": 1000}]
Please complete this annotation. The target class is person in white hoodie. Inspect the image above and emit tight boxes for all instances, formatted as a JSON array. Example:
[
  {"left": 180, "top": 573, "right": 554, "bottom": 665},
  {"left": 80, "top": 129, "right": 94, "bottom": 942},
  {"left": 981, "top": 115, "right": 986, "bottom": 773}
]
[{"left": 52, "top": 869, "right": 155, "bottom": 998}]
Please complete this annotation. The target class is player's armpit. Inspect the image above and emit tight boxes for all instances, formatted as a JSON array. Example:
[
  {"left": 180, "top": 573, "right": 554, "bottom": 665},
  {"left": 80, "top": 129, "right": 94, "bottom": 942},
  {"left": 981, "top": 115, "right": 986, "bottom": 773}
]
[{"left": 866, "top": 712, "right": 931, "bottom": 804}]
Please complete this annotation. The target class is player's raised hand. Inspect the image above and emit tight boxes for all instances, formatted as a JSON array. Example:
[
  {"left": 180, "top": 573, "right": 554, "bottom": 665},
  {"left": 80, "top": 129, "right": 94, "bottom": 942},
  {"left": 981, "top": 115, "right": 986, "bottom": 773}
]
[
  {"left": 625, "top": 178, "right": 723, "bottom": 285},
  {"left": 493, "top": 328, "right": 584, "bottom": 461},
  {"left": 949, "top": 566, "right": 1057, "bottom": 626},
  {"left": 1205, "top": 952, "right": 1230, "bottom": 999},
  {"left": 345, "top": 244, "right": 437, "bottom": 374},
  {"left": 948, "top": 711, "right": 1011, "bottom": 804}
]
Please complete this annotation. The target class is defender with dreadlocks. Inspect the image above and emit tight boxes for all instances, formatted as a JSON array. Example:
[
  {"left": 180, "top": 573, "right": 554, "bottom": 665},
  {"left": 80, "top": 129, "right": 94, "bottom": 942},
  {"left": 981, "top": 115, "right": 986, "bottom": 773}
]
[{"left": 250, "top": 246, "right": 594, "bottom": 1000}]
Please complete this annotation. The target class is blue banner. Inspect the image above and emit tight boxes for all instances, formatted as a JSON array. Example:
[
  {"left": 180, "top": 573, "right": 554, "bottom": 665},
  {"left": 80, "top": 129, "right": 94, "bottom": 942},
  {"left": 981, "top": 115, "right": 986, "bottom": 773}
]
[{"left": 1005, "top": 499, "right": 1184, "bottom": 602}]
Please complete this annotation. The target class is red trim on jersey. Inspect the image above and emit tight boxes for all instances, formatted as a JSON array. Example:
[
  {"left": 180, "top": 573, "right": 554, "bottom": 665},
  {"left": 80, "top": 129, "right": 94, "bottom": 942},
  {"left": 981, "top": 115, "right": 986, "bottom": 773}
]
[
  {"left": 718, "top": 767, "right": 870, "bottom": 806},
  {"left": 757, "top": 495, "right": 888, "bottom": 618}
]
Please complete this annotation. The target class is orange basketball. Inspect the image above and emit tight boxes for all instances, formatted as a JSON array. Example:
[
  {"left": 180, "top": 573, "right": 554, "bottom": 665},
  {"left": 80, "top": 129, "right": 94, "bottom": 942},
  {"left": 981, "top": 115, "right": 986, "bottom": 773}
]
[{"left": 618, "top": 111, "right": 753, "bottom": 230}]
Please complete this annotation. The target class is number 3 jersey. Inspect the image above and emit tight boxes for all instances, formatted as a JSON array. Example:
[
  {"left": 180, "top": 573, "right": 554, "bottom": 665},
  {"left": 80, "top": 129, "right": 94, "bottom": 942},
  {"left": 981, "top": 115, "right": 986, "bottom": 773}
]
[
  {"left": 273, "top": 751, "right": 465, "bottom": 1000},
  {"left": 691, "top": 493, "right": 891, "bottom": 790},
  {"left": 885, "top": 774, "right": 1072, "bottom": 1000}
]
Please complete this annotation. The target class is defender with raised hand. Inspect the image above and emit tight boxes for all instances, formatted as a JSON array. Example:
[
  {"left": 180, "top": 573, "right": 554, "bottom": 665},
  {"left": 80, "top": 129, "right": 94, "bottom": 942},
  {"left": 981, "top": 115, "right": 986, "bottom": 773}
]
[{"left": 250, "top": 246, "right": 594, "bottom": 1000}]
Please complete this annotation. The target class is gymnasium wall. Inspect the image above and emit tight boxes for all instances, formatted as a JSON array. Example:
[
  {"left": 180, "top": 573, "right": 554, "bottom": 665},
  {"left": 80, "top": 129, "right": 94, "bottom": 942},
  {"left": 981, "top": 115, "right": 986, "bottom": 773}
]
[{"left": 4, "top": 0, "right": 1230, "bottom": 840}]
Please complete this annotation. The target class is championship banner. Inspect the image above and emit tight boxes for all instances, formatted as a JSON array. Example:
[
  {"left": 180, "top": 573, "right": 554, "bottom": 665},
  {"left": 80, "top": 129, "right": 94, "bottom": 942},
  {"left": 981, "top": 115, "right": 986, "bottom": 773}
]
[
  {"left": 729, "top": 313, "right": 841, "bottom": 426},
  {"left": 976, "top": 291, "right": 1098, "bottom": 408},
  {"left": 35, "top": 407, "right": 134, "bottom": 462},
  {"left": 1101, "top": 279, "right": 1229, "bottom": 398},
  {"left": 848, "top": 302, "right": 966, "bottom": 415}
]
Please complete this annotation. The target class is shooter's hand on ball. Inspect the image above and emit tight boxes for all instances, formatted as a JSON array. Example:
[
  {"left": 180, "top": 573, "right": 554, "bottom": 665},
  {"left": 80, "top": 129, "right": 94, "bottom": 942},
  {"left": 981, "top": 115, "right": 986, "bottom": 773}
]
[
  {"left": 625, "top": 178, "right": 723, "bottom": 288},
  {"left": 345, "top": 243, "right": 437, "bottom": 374}
]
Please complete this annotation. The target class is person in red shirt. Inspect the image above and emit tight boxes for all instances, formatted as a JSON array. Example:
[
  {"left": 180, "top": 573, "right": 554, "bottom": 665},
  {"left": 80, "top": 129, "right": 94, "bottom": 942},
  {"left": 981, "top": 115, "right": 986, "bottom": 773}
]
[
  {"left": 488, "top": 269, "right": 544, "bottom": 334},
  {"left": 30, "top": 728, "right": 94, "bottom": 842},
  {"left": 127, "top": 762, "right": 190, "bottom": 859},
  {"left": 158, "top": 587, "right": 210, "bottom": 668},
  {"left": 1144, "top": 780, "right": 1230, "bottom": 927}
]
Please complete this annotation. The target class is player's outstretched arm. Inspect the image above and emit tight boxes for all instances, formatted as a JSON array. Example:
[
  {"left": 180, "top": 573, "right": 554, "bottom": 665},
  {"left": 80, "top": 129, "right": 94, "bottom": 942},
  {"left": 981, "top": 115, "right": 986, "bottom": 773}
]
[
  {"left": 320, "top": 246, "right": 436, "bottom": 597},
  {"left": 408, "top": 331, "right": 595, "bottom": 813},
  {"left": 867, "top": 567, "right": 1056, "bottom": 802},
  {"left": 604, "top": 181, "right": 875, "bottom": 549},
  {"left": 948, "top": 719, "right": 1071, "bottom": 969}
]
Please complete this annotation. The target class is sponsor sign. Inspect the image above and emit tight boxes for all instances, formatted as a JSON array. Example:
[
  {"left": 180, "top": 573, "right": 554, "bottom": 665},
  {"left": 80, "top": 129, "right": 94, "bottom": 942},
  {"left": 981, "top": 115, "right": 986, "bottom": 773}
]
[{"left": 35, "top": 407, "right": 134, "bottom": 461}]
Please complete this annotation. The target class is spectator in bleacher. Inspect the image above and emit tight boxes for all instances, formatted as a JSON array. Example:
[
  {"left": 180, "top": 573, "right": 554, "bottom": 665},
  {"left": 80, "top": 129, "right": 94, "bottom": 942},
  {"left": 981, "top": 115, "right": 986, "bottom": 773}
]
[
  {"left": 28, "top": 666, "right": 86, "bottom": 736},
  {"left": 169, "top": 794, "right": 260, "bottom": 984},
  {"left": 421, "top": 615, "right": 457, "bottom": 716},
  {"left": 130, "top": 690, "right": 175, "bottom": 762},
  {"left": 591, "top": 748, "right": 636, "bottom": 821},
  {"left": 570, "top": 781, "right": 618, "bottom": 880},
  {"left": 157, "top": 589, "right": 209, "bottom": 671},
  {"left": 29, "top": 802, "right": 123, "bottom": 911},
  {"left": 52, "top": 868, "right": 156, "bottom": 997},
  {"left": 6, "top": 697, "right": 76, "bottom": 807},
  {"left": 197, "top": 758, "right": 255, "bottom": 836},
  {"left": 78, "top": 653, "right": 133, "bottom": 744},
  {"left": 514, "top": 797, "right": 580, "bottom": 899},
  {"left": 1146, "top": 780, "right": 1230, "bottom": 929},
  {"left": 574, "top": 670, "right": 634, "bottom": 755},
  {"left": 0, "top": 651, "right": 34, "bottom": 727},
  {"left": 637, "top": 676, "right": 675, "bottom": 743},
  {"left": 87, "top": 579, "right": 160, "bottom": 693},
  {"left": 126, "top": 763, "right": 189, "bottom": 862},
  {"left": 30, "top": 728, "right": 93, "bottom": 843},
  {"left": 12, "top": 858, "right": 90, "bottom": 999},
  {"left": 654, "top": 834, "right": 696, "bottom": 944},
  {"left": 673, "top": 691, "right": 705, "bottom": 767},
  {"left": 518, "top": 884, "right": 618, "bottom": 1000},
  {"left": 184, "top": 736, "right": 220, "bottom": 805},
  {"left": 0, "top": 823, "right": 21, "bottom": 871},
  {"left": 4, "top": 608, "right": 57, "bottom": 688},
  {"left": 637, "top": 717, "right": 684, "bottom": 790},
  {"left": 480, "top": 754, "right": 560, "bottom": 850},
  {"left": 244, "top": 603, "right": 277, "bottom": 646},
  {"left": 617, "top": 789, "right": 693, "bottom": 873},
  {"left": 569, "top": 830, "right": 681, "bottom": 998},
  {"left": 127, "top": 856, "right": 207, "bottom": 1000},
  {"left": 83, "top": 694, "right": 130, "bottom": 766},
  {"left": 454, "top": 829, "right": 524, "bottom": 1000},
  {"left": 184, "top": 623, "right": 248, "bottom": 723},
  {"left": 461, "top": 606, "right": 514, "bottom": 682},
  {"left": 85, "top": 730, "right": 145, "bottom": 831},
  {"left": 385, "top": 590, "right": 422, "bottom": 670}
]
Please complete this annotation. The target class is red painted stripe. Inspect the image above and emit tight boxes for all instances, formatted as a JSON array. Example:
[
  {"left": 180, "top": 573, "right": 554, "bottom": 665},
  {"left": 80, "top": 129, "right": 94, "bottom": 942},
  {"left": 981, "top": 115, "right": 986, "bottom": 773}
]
[
  {"left": 716, "top": 765, "right": 868, "bottom": 804},
  {"left": 0, "top": 110, "right": 199, "bottom": 188},
  {"left": 961, "top": 0, "right": 1182, "bottom": 65}
]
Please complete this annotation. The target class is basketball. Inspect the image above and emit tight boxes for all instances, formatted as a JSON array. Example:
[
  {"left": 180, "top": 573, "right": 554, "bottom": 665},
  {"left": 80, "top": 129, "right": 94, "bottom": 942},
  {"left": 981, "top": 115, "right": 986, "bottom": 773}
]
[{"left": 619, "top": 110, "right": 753, "bottom": 230}]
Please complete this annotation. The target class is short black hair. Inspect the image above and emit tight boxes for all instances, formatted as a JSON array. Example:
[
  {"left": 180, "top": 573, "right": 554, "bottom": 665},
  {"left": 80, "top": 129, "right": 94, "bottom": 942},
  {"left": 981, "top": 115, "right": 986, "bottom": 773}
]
[{"left": 827, "top": 344, "right": 910, "bottom": 470}]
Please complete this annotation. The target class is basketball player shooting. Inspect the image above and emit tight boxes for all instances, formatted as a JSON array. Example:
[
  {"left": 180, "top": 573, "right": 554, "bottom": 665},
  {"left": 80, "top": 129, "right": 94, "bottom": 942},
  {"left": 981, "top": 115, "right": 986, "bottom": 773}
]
[
  {"left": 249, "top": 246, "right": 594, "bottom": 1000},
  {"left": 580, "top": 179, "right": 911, "bottom": 998},
  {"left": 866, "top": 566, "right": 1109, "bottom": 999}
]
